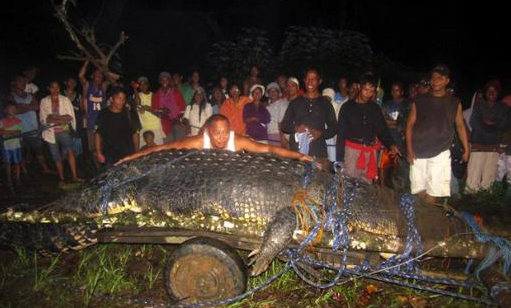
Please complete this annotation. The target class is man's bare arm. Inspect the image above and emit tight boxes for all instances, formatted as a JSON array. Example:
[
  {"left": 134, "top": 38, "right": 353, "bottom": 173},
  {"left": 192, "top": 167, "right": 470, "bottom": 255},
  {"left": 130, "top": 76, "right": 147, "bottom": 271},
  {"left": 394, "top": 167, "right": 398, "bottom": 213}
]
[
  {"left": 114, "top": 135, "right": 203, "bottom": 165},
  {"left": 78, "top": 61, "right": 89, "bottom": 88},
  {"left": 237, "top": 135, "right": 312, "bottom": 162},
  {"left": 405, "top": 103, "right": 417, "bottom": 164},
  {"left": 455, "top": 103, "right": 470, "bottom": 162}
]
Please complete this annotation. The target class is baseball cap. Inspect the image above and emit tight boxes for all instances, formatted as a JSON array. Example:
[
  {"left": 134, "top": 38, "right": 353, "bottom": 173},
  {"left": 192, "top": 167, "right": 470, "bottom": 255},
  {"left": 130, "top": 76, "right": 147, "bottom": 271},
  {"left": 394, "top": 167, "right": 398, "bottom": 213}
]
[
  {"left": 287, "top": 77, "right": 299, "bottom": 87},
  {"left": 431, "top": 64, "right": 450, "bottom": 78}
]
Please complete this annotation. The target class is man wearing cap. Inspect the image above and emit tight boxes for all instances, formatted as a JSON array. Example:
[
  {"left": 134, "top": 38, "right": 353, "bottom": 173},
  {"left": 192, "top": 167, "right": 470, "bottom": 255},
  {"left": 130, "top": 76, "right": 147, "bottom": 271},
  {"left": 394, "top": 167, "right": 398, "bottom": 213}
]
[
  {"left": 132, "top": 76, "right": 165, "bottom": 147},
  {"left": 266, "top": 81, "right": 289, "bottom": 146},
  {"left": 152, "top": 72, "right": 186, "bottom": 143},
  {"left": 281, "top": 68, "right": 337, "bottom": 165},
  {"left": 406, "top": 64, "right": 469, "bottom": 204}
]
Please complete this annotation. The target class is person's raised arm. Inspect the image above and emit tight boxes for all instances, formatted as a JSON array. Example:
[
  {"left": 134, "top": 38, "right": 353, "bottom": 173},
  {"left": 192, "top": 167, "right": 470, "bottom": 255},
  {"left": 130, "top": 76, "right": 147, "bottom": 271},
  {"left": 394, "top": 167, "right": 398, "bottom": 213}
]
[
  {"left": 237, "top": 135, "right": 312, "bottom": 162},
  {"left": 455, "top": 103, "right": 470, "bottom": 162},
  {"left": 405, "top": 103, "right": 417, "bottom": 164},
  {"left": 114, "top": 135, "right": 203, "bottom": 166},
  {"left": 78, "top": 61, "right": 89, "bottom": 88}
]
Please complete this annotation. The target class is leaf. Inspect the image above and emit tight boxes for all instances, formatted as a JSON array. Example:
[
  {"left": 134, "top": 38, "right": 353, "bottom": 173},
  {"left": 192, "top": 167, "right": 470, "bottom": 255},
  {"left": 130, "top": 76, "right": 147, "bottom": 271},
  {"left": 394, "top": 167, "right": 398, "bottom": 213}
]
[
  {"left": 409, "top": 296, "right": 427, "bottom": 308},
  {"left": 396, "top": 295, "right": 408, "bottom": 305},
  {"left": 365, "top": 284, "right": 378, "bottom": 295}
]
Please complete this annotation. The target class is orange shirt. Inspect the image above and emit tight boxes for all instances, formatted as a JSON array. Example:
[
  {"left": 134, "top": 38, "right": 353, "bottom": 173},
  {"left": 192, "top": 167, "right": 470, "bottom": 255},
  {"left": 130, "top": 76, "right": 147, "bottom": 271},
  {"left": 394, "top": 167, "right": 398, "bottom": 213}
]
[{"left": 220, "top": 96, "right": 251, "bottom": 135}]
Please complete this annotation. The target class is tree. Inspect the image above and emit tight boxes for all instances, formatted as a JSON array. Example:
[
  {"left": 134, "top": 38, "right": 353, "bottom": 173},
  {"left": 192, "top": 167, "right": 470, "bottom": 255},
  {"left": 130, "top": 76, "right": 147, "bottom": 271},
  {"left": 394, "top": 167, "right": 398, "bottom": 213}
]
[
  {"left": 278, "top": 26, "right": 373, "bottom": 82},
  {"left": 207, "top": 28, "right": 275, "bottom": 84},
  {"left": 50, "top": 0, "right": 128, "bottom": 82}
]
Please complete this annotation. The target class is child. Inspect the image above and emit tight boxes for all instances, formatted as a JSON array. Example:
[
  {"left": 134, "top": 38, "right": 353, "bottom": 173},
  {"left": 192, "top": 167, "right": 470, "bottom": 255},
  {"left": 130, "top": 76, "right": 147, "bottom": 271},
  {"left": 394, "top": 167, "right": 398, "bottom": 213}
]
[
  {"left": 140, "top": 130, "right": 156, "bottom": 151},
  {"left": 0, "top": 103, "right": 23, "bottom": 188}
]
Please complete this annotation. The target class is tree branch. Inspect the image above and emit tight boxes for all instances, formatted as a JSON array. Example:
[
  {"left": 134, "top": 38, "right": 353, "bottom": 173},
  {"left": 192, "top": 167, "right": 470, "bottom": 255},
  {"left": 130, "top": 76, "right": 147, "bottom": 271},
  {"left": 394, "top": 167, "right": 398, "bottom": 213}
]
[
  {"left": 83, "top": 28, "right": 107, "bottom": 61},
  {"left": 106, "top": 31, "right": 128, "bottom": 63}
]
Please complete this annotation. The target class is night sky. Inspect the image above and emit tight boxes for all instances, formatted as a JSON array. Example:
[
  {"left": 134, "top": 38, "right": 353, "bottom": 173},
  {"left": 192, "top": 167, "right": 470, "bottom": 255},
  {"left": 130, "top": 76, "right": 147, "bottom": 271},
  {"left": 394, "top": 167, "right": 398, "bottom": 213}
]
[{"left": 1, "top": 0, "right": 509, "bottom": 102}]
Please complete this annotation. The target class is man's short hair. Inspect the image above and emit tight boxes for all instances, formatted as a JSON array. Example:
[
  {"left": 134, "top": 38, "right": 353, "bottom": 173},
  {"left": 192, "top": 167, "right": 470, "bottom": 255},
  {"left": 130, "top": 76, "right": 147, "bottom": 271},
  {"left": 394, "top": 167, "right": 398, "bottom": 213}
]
[
  {"left": 205, "top": 114, "right": 230, "bottom": 128},
  {"left": 142, "top": 130, "right": 154, "bottom": 139},
  {"left": 431, "top": 64, "right": 450, "bottom": 78},
  {"left": 304, "top": 66, "right": 322, "bottom": 78},
  {"left": 359, "top": 74, "right": 377, "bottom": 88},
  {"left": 109, "top": 87, "right": 126, "bottom": 98},
  {"left": 391, "top": 81, "right": 404, "bottom": 90}
]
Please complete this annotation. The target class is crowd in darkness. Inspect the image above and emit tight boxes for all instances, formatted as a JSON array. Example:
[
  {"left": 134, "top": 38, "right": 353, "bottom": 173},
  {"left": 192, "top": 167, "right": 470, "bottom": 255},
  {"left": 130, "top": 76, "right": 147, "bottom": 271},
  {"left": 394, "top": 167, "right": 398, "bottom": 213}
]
[{"left": 1, "top": 63, "right": 510, "bottom": 203}]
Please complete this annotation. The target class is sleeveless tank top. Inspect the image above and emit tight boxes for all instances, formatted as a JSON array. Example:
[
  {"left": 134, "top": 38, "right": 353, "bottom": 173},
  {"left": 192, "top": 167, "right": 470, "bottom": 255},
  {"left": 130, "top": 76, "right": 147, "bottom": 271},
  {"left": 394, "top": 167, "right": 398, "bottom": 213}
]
[
  {"left": 86, "top": 84, "right": 105, "bottom": 130},
  {"left": 203, "top": 131, "right": 236, "bottom": 151}
]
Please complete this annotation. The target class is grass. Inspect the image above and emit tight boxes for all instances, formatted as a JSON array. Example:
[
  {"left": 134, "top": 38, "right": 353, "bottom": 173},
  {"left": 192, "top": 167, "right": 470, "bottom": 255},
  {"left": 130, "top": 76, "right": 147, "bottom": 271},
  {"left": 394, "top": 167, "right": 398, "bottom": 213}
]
[{"left": 0, "top": 244, "right": 496, "bottom": 308}]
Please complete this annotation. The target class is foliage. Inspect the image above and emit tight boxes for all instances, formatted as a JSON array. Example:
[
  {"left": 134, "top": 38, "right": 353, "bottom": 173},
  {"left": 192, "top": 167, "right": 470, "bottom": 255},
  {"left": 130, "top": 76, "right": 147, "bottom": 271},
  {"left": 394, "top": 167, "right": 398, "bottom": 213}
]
[
  {"left": 277, "top": 26, "right": 373, "bottom": 82},
  {"left": 207, "top": 28, "right": 275, "bottom": 84}
]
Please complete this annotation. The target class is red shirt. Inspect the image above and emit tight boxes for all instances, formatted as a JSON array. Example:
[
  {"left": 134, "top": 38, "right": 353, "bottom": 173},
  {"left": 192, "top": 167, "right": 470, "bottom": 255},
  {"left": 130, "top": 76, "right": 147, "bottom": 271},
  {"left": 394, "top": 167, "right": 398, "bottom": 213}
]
[{"left": 152, "top": 88, "right": 186, "bottom": 136}]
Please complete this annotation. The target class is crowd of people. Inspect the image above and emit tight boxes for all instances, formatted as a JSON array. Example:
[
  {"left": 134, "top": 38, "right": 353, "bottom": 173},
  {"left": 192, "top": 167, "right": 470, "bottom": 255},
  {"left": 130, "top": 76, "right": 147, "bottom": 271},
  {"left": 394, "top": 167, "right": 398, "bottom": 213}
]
[{"left": 1, "top": 63, "right": 510, "bottom": 203}]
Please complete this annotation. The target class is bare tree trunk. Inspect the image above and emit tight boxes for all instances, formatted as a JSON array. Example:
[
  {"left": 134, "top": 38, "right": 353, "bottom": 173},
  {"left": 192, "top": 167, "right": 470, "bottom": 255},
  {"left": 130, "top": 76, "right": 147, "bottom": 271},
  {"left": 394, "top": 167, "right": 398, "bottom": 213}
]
[{"left": 50, "top": 0, "right": 128, "bottom": 83}]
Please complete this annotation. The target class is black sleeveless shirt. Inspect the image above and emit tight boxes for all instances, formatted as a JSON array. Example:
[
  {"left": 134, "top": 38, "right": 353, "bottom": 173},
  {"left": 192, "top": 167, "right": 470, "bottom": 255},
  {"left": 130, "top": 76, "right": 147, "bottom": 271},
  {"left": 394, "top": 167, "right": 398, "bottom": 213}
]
[{"left": 412, "top": 93, "right": 459, "bottom": 158}]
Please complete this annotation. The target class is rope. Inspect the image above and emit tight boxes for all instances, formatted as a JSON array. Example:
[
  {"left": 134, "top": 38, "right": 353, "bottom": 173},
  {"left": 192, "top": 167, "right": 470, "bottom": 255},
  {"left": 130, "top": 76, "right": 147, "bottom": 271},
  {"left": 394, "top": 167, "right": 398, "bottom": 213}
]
[
  {"left": 95, "top": 159, "right": 507, "bottom": 307},
  {"left": 461, "top": 211, "right": 511, "bottom": 279}
]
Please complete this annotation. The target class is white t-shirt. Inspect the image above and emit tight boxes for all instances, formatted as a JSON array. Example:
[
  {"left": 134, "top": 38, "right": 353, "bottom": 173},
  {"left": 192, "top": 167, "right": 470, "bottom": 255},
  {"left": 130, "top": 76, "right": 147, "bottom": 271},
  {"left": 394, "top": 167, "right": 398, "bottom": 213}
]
[
  {"left": 266, "top": 98, "right": 289, "bottom": 135},
  {"left": 184, "top": 103, "right": 213, "bottom": 135}
]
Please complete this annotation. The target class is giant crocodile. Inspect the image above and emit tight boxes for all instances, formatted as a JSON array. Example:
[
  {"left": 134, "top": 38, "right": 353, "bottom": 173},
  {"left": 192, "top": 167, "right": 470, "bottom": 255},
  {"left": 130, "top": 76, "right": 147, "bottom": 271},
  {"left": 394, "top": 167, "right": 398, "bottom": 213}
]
[{"left": 1, "top": 149, "right": 510, "bottom": 306}]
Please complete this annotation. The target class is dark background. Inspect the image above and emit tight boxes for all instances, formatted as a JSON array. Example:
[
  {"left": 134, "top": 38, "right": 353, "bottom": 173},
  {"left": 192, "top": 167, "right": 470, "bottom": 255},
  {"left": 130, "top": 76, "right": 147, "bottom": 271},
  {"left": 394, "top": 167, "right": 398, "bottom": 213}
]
[{"left": 1, "top": 0, "right": 509, "bottom": 104}]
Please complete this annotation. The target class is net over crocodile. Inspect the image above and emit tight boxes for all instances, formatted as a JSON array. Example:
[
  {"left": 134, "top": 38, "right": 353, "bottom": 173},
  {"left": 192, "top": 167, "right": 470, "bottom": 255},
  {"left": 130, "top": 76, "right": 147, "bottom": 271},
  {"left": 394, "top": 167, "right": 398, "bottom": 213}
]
[{"left": 1, "top": 149, "right": 510, "bottom": 306}]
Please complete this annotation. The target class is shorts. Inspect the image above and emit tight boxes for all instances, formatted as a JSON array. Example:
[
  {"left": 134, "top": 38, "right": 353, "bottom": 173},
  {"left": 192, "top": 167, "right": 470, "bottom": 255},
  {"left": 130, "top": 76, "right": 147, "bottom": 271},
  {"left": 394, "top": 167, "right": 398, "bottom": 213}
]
[
  {"left": 2, "top": 148, "right": 22, "bottom": 164},
  {"left": 47, "top": 132, "right": 74, "bottom": 162},
  {"left": 22, "top": 134, "right": 44, "bottom": 156},
  {"left": 410, "top": 149, "right": 451, "bottom": 197}
]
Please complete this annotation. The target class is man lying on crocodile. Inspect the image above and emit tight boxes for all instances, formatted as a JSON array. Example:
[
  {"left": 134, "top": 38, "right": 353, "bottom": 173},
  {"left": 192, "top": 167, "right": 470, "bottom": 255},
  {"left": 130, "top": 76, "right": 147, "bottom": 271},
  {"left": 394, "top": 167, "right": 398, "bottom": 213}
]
[{"left": 115, "top": 114, "right": 314, "bottom": 165}]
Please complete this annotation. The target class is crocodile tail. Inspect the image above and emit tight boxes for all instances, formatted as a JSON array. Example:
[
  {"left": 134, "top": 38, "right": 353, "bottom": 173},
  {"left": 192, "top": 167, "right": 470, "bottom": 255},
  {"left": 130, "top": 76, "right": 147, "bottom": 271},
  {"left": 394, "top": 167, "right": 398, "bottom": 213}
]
[{"left": 0, "top": 222, "right": 99, "bottom": 255}]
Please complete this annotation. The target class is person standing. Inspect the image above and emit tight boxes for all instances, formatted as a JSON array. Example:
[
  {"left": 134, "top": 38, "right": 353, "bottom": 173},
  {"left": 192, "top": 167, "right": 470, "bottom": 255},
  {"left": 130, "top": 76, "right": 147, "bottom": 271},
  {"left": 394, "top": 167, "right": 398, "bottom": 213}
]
[
  {"left": 0, "top": 103, "right": 23, "bottom": 190},
  {"left": 94, "top": 88, "right": 139, "bottom": 169},
  {"left": 132, "top": 76, "right": 166, "bottom": 147},
  {"left": 466, "top": 80, "right": 507, "bottom": 192},
  {"left": 183, "top": 87, "right": 213, "bottom": 136},
  {"left": 8, "top": 75, "right": 53, "bottom": 174},
  {"left": 40, "top": 81, "right": 82, "bottom": 185},
  {"left": 336, "top": 75, "right": 399, "bottom": 183},
  {"left": 64, "top": 77, "right": 84, "bottom": 158},
  {"left": 220, "top": 83, "right": 251, "bottom": 135},
  {"left": 266, "top": 82, "right": 289, "bottom": 146},
  {"left": 406, "top": 64, "right": 469, "bottom": 204},
  {"left": 281, "top": 68, "right": 337, "bottom": 166},
  {"left": 153, "top": 72, "right": 187, "bottom": 143},
  {"left": 78, "top": 61, "right": 118, "bottom": 157},
  {"left": 243, "top": 84, "right": 270, "bottom": 143}
]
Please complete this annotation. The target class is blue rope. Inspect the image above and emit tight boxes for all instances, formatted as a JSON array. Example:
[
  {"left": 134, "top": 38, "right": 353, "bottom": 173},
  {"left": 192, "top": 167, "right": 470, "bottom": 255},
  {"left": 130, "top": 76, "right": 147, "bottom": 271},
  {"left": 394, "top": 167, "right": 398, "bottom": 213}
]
[
  {"left": 461, "top": 211, "right": 511, "bottom": 279},
  {"left": 99, "top": 160, "right": 504, "bottom": 307}
]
